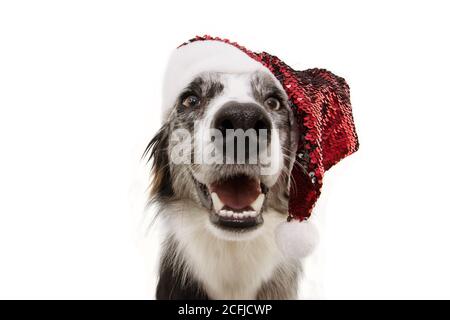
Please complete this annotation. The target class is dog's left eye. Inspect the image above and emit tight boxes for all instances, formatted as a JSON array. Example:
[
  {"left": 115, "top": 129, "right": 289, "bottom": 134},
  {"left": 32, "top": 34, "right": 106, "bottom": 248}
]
[
  {"left": 182, "top": 95, "right": 201, "bottom": 108},
  {"left": 264, "top": 97, "right": 280, "bottom": 110}
]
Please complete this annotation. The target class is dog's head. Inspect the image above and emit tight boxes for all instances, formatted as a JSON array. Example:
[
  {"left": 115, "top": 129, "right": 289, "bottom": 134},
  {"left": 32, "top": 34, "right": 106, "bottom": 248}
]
[{"left": 145, "top": 70, "right": 299, "bottom": 240}]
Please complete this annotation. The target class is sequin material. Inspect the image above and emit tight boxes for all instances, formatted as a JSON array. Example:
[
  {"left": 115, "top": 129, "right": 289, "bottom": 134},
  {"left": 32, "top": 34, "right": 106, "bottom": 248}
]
[{"left": 180, "top": 36, "right": 359, "bottom": 222}]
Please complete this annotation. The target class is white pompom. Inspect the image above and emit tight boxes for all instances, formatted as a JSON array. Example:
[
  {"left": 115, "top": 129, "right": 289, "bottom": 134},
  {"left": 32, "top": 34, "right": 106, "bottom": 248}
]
[{"left": 275, "top": 219, "right": 319, "bottom": 259}]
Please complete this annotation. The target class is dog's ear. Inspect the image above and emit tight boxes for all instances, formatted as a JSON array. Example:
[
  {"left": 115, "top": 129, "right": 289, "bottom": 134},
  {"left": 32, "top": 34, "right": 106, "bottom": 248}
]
[{"left": 143, "top": 123, "right": 174, "bottom": 201}]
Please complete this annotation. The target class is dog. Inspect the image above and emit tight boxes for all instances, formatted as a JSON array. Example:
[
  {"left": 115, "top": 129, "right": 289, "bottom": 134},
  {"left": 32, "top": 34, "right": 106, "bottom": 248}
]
[{"left": 144, "top": 70, "right": 302, "bottom": 299}]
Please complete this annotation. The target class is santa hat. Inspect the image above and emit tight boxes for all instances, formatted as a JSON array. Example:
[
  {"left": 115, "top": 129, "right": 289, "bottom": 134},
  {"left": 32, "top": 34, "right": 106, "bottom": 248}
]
[{"left": 162, "top": 36, "right": 359, "bottom": 258}]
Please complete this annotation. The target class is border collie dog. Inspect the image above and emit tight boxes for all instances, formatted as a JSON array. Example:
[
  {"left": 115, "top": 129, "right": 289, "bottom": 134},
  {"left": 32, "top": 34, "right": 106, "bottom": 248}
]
[
  {"left": 143, "top": 36, "right": 359, "bottom": 299},
  {"left": 145, "top": 69, "right": 301, "bottom": 299},
  {"left": 144, "top": 36, "right": 316, "bottom": 299}
]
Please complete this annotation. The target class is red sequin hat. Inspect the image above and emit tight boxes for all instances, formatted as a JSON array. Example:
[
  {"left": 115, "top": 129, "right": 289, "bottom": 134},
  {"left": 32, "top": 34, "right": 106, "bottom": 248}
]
[{"left": 162, "top": 36, "right": 359, "bottom": 257}]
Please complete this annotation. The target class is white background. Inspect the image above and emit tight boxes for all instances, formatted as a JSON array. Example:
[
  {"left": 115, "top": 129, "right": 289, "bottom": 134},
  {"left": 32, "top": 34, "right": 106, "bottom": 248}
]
[{"left": 1, "top": 0, "right": 449, "bottom": 299}]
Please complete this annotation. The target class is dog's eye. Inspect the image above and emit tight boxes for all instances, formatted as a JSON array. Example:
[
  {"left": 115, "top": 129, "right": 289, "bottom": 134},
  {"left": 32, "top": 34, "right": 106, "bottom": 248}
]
[
  {"left": 182, "top": 95, "right": 201, "bottom": 108},
  {"left": 264, "top": 97, "right": 280, "bottom": 110}
]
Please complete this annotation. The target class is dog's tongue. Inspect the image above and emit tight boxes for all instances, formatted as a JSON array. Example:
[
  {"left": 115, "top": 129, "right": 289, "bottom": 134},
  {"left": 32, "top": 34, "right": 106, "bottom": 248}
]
[{"left": 210, "top": 175, "right": 261, "bottom": 210}]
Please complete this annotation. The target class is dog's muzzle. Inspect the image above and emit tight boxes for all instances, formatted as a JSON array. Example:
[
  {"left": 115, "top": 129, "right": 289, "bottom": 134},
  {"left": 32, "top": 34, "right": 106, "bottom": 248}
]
[
  {"left": 212, "top": 102, "right": 272, "bottom": 161},
  {"left": 191, "top": 102, "right": 275, "bottom": 232}
]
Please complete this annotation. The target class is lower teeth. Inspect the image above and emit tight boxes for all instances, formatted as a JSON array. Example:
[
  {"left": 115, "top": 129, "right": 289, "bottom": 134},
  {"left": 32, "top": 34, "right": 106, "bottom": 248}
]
[
  {"left": 210, "top": 191, "right": 265, "bottom": 216},
  {"left": 218, "top": 209, "right": 257, "bottom": 218}
]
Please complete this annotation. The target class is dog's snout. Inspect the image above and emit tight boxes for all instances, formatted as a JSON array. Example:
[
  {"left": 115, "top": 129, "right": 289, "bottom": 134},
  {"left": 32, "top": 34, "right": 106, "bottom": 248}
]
[
  {"left": 212, "top": 102, "right": 272, "bottom": 163},
  {"left": 213, "top": 102, "right": 272, "bottom": 135}
]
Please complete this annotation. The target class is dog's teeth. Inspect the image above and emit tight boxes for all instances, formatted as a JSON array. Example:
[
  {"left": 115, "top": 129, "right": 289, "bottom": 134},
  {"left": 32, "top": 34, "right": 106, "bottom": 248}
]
[
  {"left": 219, "top": 209, "right": 227, "bottom": 217},
  {"left": 217, "top": 209, "right": 259, "bottom": 219},
  {"left": 250, "top": 194, "right": 265, "bottom": 213},
  {"left": 244, "top": 210, "right": 255, "bottom": 217},
  {"left": 211, "top": 192, "right": 224, "bottom": 212}
]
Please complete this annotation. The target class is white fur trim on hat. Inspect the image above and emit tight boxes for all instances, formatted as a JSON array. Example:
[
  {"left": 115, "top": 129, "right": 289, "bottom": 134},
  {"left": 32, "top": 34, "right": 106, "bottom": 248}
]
[
  {"left": 275, "top": 220, "right": 319, "bottom": 259},
  {"left": 161, "top": 40, "right": 273, "bottom": 121}
]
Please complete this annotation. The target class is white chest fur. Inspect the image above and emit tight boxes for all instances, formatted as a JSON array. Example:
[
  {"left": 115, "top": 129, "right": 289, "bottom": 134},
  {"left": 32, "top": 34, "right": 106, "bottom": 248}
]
[{"left": 165, "top": 202, "right": 289, "bottom": 299}]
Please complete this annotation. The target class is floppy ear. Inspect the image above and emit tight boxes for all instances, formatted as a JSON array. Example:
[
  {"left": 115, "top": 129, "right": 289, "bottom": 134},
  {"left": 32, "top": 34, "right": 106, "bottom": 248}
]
[{"left": 143, "top": 123, "right": 174, "bottom": 201}]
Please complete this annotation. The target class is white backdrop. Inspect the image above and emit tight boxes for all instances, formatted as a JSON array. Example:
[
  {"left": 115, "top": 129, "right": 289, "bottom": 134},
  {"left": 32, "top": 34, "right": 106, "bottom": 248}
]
[{"left": 1, "top": 0, "right": 449, "bottom": 299}]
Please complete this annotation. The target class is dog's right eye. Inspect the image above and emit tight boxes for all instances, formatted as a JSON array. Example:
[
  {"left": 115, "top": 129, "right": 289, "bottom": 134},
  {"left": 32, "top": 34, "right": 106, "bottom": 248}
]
[{"left": 182, "top": 95, "right": 201, "bottom": 108}]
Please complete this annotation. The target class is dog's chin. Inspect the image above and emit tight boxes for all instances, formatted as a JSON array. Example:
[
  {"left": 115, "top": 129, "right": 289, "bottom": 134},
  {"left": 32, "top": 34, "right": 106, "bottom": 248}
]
[
  {"left": 205, "top": 218, "right": 266, "bottom": 241},
  {"left": 193, "top": 173, "right": 269, "bottom": 241}
]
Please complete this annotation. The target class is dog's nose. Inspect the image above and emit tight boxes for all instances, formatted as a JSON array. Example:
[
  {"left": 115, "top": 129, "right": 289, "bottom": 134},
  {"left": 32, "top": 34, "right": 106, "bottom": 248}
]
[
  {"left": 212, "top": 102, "right": 272, "bottom": 163},
  {"left": 213, "top": 102, "right": 272, "bottom": 135}
]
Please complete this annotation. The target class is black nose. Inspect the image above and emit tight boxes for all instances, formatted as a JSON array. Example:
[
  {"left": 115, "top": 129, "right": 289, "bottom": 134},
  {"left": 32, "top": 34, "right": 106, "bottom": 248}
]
[
  {"left": 212, "top": 102, "right": 272, "bottom": 163},
  {"left": 213, "top": 102, "right": 272, "bottom": 135}
]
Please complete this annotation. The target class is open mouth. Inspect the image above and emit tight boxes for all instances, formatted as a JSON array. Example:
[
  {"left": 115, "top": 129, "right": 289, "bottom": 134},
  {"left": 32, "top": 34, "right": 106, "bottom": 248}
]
[{"left": 195, "top": 174, "right": 267, "bottom": 231}]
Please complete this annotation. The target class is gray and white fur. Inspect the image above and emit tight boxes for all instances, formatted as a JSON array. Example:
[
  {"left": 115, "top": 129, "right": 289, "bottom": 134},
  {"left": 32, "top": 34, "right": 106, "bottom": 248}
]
[{"left": 144, "top": 71, "right": 301, "bottom": 299}]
